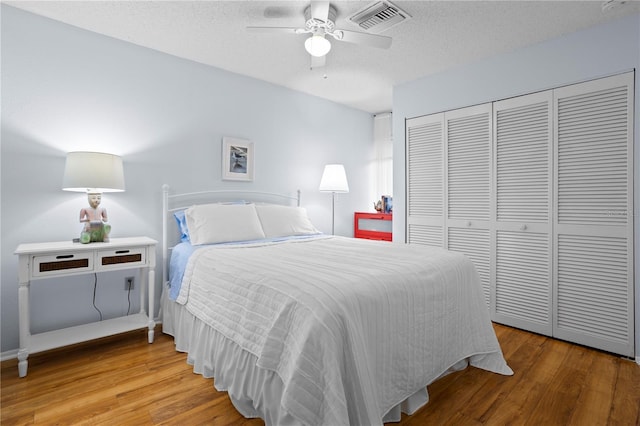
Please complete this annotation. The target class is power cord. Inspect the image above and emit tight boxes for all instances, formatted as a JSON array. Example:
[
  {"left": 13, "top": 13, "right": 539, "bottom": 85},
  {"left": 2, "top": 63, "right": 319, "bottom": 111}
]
[
  {"left": 126, "top": 283, "right": 132, "bottom": 316},
  {"left": 92, "top": 273, "right": 103, "bottom": 321}
]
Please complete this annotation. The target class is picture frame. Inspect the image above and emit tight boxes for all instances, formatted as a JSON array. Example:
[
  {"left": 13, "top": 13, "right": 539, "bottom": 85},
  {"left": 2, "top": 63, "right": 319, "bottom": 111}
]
[{"left": 222, "top": 137, "right": 254, "bottom": 181}]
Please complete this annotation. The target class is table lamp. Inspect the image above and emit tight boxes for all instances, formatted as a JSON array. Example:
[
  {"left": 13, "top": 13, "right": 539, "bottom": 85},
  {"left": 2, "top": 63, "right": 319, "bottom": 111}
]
[{"left": 62, "top": 151, "right": 125, "bottom": 243}]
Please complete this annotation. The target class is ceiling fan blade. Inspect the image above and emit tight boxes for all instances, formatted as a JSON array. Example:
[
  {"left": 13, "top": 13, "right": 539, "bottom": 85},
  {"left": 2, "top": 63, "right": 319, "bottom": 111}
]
[
  {"left": 246, "top": 26, "right": 303, "bottom": 35},
  {"left": 309, "top": 1, "right": 330, "bottom": 22},
  {"left": 334, "top": 30, "right": 392, "bottom": 49},
  {"left": 310, "top": 55, "right": 326, "bottom": 69}
]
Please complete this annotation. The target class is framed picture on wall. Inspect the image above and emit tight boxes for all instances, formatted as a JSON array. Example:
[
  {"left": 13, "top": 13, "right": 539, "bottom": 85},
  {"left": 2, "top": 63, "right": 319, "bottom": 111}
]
[{"left": 222, "top": 137, "right": 254, "bottom": 181}]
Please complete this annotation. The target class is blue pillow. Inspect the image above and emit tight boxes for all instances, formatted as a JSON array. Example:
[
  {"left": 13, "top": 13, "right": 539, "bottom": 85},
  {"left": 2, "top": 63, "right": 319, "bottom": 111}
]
[{"left": 174, "top": 210, "right": 190, "bottom": 242}]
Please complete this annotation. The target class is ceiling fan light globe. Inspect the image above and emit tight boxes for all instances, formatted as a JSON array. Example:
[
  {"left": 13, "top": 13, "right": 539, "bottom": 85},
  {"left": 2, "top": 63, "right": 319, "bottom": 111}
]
[{"left": 305, "top": 34, "right": 331, "bottom": 57}]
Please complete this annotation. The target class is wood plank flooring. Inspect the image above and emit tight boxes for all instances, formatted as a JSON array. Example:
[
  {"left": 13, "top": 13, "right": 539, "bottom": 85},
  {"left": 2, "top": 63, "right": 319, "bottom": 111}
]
[{"left": 2, "top": 324, "right": 638, "bottom": 425}]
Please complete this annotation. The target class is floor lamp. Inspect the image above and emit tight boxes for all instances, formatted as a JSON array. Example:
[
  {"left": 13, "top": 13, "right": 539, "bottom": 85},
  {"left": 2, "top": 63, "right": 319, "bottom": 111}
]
[{"left": 319, "top": 164, "right": 349, "bottom": 235}]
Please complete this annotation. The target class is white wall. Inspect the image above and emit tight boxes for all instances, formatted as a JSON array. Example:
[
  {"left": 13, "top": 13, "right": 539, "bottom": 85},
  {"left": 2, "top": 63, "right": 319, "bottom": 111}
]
[
  {"left": 0, "top": 5, "right": 375, "bottom": 353},
  {"left": 392, "top": 13, "right": 640, "bottom": 356}
]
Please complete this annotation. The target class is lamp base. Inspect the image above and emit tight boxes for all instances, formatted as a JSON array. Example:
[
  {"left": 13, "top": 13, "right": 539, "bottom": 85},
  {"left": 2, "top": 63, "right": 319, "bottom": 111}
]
[{"left": 81, "top": 221, "right": 111, "bottom": 244}]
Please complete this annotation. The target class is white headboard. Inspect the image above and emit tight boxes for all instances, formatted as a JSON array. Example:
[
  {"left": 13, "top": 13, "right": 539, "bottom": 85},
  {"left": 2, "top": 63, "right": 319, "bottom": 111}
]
[{"left": 161, "top": 184, "right": 300, "bottom": 287}]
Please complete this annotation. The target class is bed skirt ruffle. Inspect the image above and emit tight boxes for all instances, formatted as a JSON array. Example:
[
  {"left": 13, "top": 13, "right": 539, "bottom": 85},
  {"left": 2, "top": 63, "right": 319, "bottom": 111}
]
[{"left": 161, "top": 287, "right": 459, "bottom": 425}]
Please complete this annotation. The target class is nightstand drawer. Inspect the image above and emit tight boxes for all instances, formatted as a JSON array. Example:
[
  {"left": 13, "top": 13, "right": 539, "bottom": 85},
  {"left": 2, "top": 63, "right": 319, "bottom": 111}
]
[
  {"left": 33, "top": 252, "right": 94, "bottom": 278},
  {"left": 97, "top": 247, "right": 146, "bottom": 270}
]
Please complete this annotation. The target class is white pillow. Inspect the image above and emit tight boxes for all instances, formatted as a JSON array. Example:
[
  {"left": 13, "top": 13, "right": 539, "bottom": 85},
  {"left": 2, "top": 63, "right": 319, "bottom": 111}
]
[
  {"left": 185, "top": 203, "right": 265, "bottom": 245},
  {"left": 255, "top": 205, "right": 320, "bottom": 238}
]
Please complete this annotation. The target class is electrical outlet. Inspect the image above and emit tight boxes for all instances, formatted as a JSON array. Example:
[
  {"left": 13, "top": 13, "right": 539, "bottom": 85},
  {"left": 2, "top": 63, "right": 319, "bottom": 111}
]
[{"left": 124, "top": 277, "right": 135, "bottom": 291}]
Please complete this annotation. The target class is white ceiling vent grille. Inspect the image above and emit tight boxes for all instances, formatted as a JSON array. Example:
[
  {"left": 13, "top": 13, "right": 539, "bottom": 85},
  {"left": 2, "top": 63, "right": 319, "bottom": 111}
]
[{"left": 348, "top": 1, "right": 412, "bottom": 34}]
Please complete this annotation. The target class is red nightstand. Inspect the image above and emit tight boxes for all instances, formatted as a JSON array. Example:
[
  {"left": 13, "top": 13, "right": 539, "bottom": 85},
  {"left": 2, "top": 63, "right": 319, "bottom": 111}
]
[{"left": 354, "top": 212, "right": 392, "bottom": 241}]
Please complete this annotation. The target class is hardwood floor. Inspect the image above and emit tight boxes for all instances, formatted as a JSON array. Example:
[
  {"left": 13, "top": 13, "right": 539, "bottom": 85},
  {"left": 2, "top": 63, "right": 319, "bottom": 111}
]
[{"left": 2, "top": 324, "right": 638, "bottom": 425}]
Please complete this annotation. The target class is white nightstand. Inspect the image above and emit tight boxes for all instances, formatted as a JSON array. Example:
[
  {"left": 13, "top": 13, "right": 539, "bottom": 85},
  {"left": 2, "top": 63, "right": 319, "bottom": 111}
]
[{"left": 14, "top": 237, "right": 157, "bottom": 377}]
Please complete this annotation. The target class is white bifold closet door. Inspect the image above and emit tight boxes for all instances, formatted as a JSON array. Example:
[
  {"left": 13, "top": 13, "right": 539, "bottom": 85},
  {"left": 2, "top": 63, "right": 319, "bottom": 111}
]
[
  {"left": 406, "top": 105, "right": 493, "bottom": 307},
  {"left": 492, "top": 91, "right": 553, "bottom": 336},
  {"left": 445, "top": 104, "right": 493, "bottom": 308},
  {"left": 553, "top": 73, "right": 634, "bottom": 357},
  {"left": 406, "top": 113, "right": 445, "bottom": 247}
]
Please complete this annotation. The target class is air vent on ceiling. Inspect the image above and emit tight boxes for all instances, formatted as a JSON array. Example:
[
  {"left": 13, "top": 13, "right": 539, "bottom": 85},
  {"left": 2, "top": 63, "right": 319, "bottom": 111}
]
[
  {"left": 348, "top": 1, "right": 411, "bottom": 34},
  {"left": 601, "top": 0, "right": 626, "bottom": 12}
]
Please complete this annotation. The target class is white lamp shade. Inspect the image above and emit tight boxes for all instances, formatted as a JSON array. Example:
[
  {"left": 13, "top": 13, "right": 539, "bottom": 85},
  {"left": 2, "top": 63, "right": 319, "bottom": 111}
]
[
  {"left": 305, "top": 34, "right": 331, "bottom": 57},
  {"left": 319, "top": 164, "right": 349, "bottom": 193},
  {"left": 62, "top": 151, "right": 125, "bottom": 193}
]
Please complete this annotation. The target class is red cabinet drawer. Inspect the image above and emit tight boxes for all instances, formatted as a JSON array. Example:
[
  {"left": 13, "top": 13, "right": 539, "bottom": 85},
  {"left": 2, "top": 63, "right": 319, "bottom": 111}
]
[{"left": 354, "top": 212, "right": 392, "bottom": 241}]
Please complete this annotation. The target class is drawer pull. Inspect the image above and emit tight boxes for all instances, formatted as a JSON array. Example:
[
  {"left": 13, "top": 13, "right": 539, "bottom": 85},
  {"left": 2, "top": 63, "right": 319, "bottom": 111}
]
[
  {"left": 115, "top": 250, "right": 130, "bottom": 254},
  {"left": 56, "top": 254, "right": 74, "bottom": 259}
]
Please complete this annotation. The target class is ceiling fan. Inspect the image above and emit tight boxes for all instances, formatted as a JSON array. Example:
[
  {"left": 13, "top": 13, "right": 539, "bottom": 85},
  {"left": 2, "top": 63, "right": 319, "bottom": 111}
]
[{"left": 247, "top": 1, "right": 392, "bottom": 69}]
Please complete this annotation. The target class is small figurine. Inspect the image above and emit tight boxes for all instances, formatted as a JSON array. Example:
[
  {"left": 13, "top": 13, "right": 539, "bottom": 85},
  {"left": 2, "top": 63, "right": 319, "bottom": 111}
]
[
  {"left": 374, "top": 200, "right": 383, "bottom": 212},
  {"left": 79, "top": 193, "right": 111, "bottom": 243}
]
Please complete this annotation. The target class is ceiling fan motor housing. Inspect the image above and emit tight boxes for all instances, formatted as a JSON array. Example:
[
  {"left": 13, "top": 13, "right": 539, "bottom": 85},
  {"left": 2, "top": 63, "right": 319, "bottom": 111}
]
[{"left": 304, "top": 4, "right": 338, "bottom": 32}]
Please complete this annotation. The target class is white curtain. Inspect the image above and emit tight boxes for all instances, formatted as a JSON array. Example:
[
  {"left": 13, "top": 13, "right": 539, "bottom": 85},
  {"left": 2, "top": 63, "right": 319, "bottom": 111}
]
[{"left": 374, "top": 112, "right": 393, "bottom": 199}]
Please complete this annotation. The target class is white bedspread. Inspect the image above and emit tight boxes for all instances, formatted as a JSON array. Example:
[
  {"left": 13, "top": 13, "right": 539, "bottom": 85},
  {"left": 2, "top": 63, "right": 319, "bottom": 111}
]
[{"left": 176, "top": 236, "right": 512, "bottom": 425}]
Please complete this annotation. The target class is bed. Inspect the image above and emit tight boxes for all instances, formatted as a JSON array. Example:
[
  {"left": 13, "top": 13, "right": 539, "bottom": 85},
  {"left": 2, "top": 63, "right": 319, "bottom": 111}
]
[{"left": 160, "top": 185, "right": 513, "bottom": 425}]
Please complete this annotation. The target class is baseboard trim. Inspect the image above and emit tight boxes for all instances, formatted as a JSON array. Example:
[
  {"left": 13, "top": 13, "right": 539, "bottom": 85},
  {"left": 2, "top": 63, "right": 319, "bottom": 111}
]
[{"left": 1, "top": 349, "right": 18, "bottom": 362}]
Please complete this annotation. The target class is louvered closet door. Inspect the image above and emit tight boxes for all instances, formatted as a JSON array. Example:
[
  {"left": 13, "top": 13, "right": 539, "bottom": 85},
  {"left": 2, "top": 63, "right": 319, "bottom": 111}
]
[
  {"left": 445, "top": 104, "right": 493, "bottom": 307},
  {"left": 492, "top": 91, "right": 553, "bottom": 335},
  {"left": 553, "top": 72, "right": 634, "bottom": 357},
  {"left": 406, "top": 113, "right": 445, "bottom": 247}
]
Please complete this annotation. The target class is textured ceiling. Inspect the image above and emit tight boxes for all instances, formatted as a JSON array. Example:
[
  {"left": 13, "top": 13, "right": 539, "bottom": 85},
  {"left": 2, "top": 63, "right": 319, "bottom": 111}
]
[{"left": 5, "top": 0, "right": 640, "bottom": 114}]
